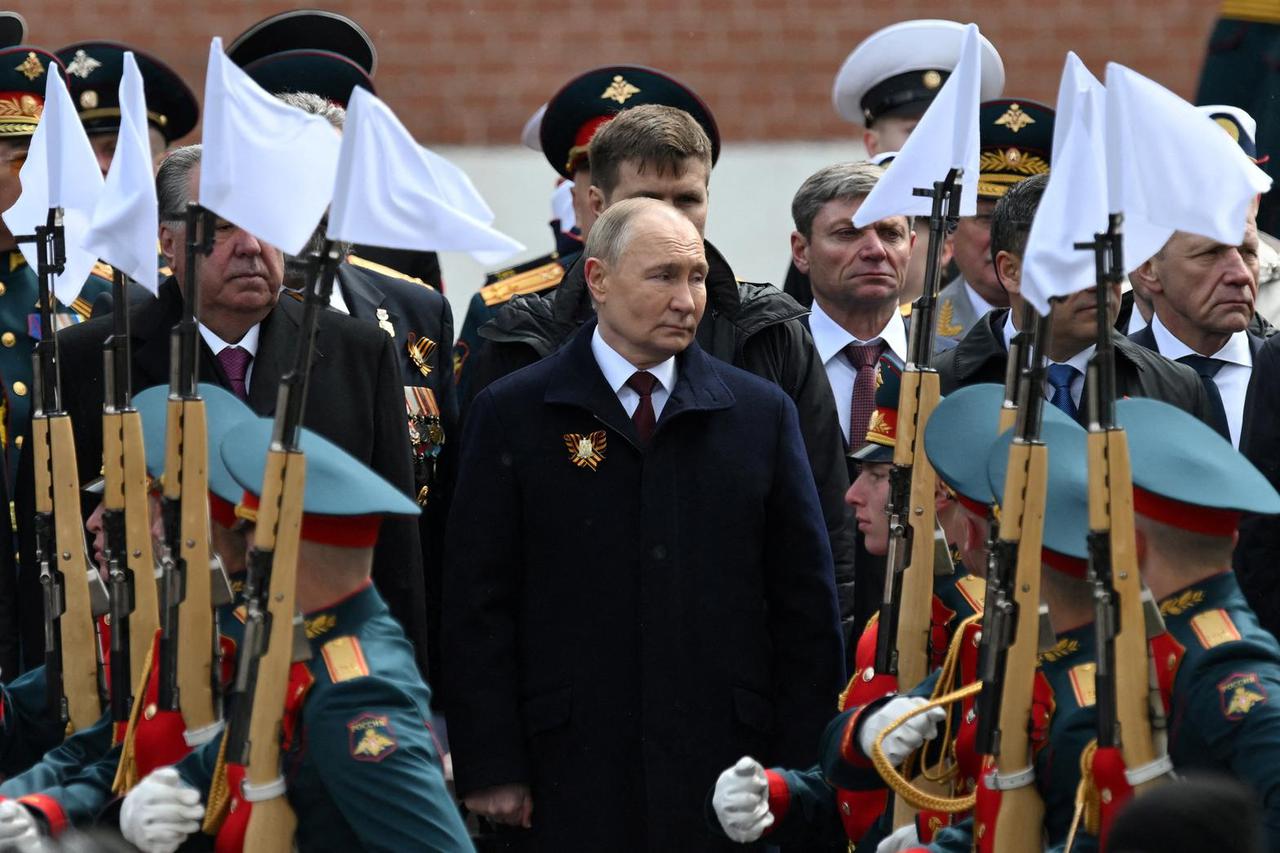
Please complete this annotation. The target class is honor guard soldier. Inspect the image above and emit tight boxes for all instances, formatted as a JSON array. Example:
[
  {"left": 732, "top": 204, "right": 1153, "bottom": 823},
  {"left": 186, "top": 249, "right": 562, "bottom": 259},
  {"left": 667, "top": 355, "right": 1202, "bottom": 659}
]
[
  {"left": 782, "top": 19, "right": 1006, "bottom": 308},
  {"left": 932, "top": 99, "right": 1055, "bottom": 354},
  {"left": 120, "top": 420, "right": 473, "bottom": 853},
  {"left": 1115, "top": 397, "right": 1280, "bottom": 849},
  {"left": 228, "top": 8, "right": 444, "bottom": 291},
  {"left": 56, "top": 40, "right": 198, "bottom": 290},
  {"left": 454, "top": 64, "right": 720, "bottom": 405}
]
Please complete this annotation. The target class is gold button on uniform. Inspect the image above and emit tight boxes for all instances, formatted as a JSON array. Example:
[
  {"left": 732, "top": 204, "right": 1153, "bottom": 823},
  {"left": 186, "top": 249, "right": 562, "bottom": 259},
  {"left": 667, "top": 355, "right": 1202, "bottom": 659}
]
[
  {"left": 0, "top": 282, "right": 8, "bottom": 296},
  {"left": 11, "top": 381, "right": 25, "bottom": 397},
  {"left": 1, "top": 332, "right": 14, "bottom": 347}
]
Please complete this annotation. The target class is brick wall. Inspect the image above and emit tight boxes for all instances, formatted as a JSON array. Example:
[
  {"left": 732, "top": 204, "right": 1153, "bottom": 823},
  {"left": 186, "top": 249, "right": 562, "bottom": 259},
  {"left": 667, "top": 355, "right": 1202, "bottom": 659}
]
[{"left": 25, "top": 1, "right": 1221, "bottom": 145}]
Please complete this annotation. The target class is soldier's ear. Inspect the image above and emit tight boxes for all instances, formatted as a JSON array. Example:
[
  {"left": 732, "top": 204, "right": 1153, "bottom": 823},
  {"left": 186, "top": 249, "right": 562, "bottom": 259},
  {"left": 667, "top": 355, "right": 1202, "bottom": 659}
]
[
  {"left": 790, "top": 231, "right": 810, "bottom": 274},
  {"left": 587, "top": 185, "right": 608, "bottom": 219},
  {"left": 994, "top": 249, "right": 1021, "bottom": 295}
]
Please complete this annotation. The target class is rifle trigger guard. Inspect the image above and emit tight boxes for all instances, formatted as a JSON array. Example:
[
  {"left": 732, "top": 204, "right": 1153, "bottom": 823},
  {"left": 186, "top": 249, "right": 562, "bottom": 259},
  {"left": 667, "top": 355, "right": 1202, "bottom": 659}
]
[
  {"left": 1124, "top": 755, "right": 1174, "bottom": 786},
  {"left": 184, "top": 719, "right": 225, "bottom": 747},
  {"left": 241, "top": 775, "right": 287, "bottom": 802},
  {"left": 984, "top": 765, "right": 1035, "bottom": 791}
]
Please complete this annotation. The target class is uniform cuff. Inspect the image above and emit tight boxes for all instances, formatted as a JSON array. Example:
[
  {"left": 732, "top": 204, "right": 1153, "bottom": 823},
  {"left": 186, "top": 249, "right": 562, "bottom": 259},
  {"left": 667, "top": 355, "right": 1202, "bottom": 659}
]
[
  {"left": 841, "top": 696, "right": 892, "bottom": 769},
  {"left": 17, "top": 793, "right": 67, "bottom": 836},
  {"left": 763, "top": 769, "right": 791, "bottom": 828}
]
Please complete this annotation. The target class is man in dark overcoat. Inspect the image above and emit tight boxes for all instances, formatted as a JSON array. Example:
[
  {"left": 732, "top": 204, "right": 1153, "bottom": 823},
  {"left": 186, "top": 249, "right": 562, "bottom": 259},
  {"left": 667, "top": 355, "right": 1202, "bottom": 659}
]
[{"left": 444, "top": 199, "right": 844, "bottom": 851}]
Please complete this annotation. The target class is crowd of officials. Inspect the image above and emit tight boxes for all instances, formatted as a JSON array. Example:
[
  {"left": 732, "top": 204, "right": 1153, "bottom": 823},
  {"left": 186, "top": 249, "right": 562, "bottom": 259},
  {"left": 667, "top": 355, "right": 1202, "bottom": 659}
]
[{"left": 0, "top": 4, "right": 1279, "bottom": 852}]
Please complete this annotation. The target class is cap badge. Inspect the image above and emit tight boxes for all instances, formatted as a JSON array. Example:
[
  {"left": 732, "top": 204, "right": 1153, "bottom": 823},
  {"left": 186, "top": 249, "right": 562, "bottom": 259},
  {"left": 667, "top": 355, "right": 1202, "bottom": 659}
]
[
  {"left": 923, "top": 70, "right": 943, "bottom": 89},
  {"left": 601, "top": 74, "right": 641, "bottom": 105},
  {"left": 1004, "top": 147, "right": 1023, "bottom": 165},
  {"left": 66, "top": 49, "right": 102, "bottom": 79},
  {"left": 564, "top": 430, "right": 607, "bottom": 471},
  {"left": 79, "top": 90, "right": 99, "bottom": 110},
  {"left": 15, "top": 52, "right": 44, "bottom": 82},
  {"left": 995, "top": 103, "right": 1035, "bottom": 134}
]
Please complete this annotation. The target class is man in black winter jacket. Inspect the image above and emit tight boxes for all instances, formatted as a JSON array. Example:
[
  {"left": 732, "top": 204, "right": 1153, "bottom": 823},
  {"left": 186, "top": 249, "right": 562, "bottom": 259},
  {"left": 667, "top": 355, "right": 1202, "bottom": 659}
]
[{"left": 465, "top": 105, "right": 860, "bottom": 654}]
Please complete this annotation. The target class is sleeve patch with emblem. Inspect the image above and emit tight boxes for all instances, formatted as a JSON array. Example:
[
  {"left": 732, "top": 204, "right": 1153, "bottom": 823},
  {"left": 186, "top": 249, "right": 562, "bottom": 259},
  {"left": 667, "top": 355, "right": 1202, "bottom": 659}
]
[
  {"left": 1218, "top": 672, "right": 1267, "bottom": 721},
  {"left": 321, "top": 636, "right": 370, "bottom": 683},
  {"left": 1190, "top": 609, "right": 1242, "bottom": 649},
  {"left": 348, "top": 712, "right": 398, "bottom": 762}
]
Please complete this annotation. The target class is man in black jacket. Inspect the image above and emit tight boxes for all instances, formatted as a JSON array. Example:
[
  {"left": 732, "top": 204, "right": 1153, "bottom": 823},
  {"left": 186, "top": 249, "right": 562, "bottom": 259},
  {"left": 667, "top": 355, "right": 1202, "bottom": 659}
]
[
  {"left": 934, "top": 174, "right": 1217, "bottom": 426},
  {"left": 13, "top": 145, "right": 429, "bottom": 676},
  {"left": 468, "top": 105, "right": 859, "bottom": 651}
]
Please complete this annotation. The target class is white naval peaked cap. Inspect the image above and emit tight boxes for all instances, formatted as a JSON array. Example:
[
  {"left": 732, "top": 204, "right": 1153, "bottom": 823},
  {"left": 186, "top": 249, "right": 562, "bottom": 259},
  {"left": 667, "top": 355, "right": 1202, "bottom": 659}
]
[
  {"left": 521, "top": 102, "right": 547, "bottom": 151},
  {"left": 833, "top": 19, "right": 1005, "bottom": 127}
]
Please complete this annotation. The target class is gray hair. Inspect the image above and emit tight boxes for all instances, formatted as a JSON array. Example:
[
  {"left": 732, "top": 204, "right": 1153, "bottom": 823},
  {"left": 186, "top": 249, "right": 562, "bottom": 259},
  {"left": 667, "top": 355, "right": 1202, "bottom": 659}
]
[
  {"left": 276, "top": 91, "right": 346, "bottom": 130},
  {"left": 157, "top": 144, "right": 202, "bottom": 223},
  {"left": 791, "top": 161, "right": 887, "bottom": 238},
  {"left": 585, "top": 197, "right": 686, "bottom": 268}
]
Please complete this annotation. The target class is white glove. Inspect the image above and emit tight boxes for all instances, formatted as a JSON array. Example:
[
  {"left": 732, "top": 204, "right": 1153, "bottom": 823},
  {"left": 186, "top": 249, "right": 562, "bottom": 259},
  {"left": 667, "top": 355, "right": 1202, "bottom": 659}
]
[
  {"left": 877, "top": 822, "right": 921, "bottom": 853},
  {"left": 858, "top": 696, "right": 947, "bottom": 767},
  {"left": 0, "top": 801, "right": 42, "bottom": 853},
  {"left": 120, "top": 767, "right": 206, "bottom": 853},
  {"left": 711, "top": 756, "right": 775, "bottom": 844}
]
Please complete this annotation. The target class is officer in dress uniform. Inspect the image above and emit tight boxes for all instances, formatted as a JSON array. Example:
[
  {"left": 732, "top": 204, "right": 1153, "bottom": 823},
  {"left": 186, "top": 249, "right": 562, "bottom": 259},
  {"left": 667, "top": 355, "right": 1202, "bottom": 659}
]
[
  {"left": 453, "top": 64, "right": 720, "bottom": 406},
  {"left": 226, "top": 9, "right": 444, "bottom": 292},
  {"left": 1114, "top": 397, "right": 1280, "bottom": 850},
  {"left": 781, "top": 20, "right": 1006, "bottom": 308},
  {"left": 55, "top": 40, "right": 198, "bottom": 292},
  {"left": 119, "top": 420, "right": 473, "bottom": 853},
  {"left": 932, "top": 99, "right": 1055, "bottom": 354}
]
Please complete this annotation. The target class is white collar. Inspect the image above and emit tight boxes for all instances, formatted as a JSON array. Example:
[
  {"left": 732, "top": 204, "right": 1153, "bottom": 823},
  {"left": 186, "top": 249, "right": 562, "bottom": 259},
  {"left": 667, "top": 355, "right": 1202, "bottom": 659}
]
[
  {"left": 198, "top": 322, "right": 261, "bottom": 357},
  {"left": 963, "top": 279, "right": 997, "bottom": 319},
  {"left": 1150, "top": 312, "right": 1252, "bottom": 367},
  {"left": 591, "top": 326, "right": 677, "bottom": 396},
  {"left": 809, "top": 298, "right": 908, "bottom": 364},
  {"left": 1003, "top": 309, "right": 1096, "bottom": 372}
]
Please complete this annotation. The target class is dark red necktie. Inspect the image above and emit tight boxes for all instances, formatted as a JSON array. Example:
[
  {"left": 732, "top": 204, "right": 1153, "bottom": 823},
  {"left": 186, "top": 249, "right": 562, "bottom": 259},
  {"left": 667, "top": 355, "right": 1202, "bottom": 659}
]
[
  {"left": 217, "top": 345, "right": 253, "bottom": 401},
  {"left": 844, "top": 341, "right": 885, "bottom": 446},
  {"left": 626, "top": 371, "right": 659, "bottom": 445}
]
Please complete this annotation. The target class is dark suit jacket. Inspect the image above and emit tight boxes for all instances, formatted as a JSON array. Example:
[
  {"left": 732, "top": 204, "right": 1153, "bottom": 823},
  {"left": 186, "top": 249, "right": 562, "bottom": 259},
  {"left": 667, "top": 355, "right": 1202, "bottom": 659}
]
[
  {"left": 1236, "top": 334, "right": 1280, "bottom": 637},
  {"left": 933, "top": 308, "right": 1217, "bottom": 427},
  {"left": 444, "top": 321, "right": 844, "bottom": 851},
  {"left": 1127, "top": 322, "right": 1264, "bottom": 447},
  {"left": 15, "top": 278, "right": 428, "bottom": 673}
]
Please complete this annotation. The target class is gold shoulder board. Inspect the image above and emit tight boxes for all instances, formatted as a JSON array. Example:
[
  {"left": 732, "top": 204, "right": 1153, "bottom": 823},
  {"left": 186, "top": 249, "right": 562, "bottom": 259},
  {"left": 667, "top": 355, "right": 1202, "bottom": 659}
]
[
  {"left": 346, "top": 254, "right": 434, "bottom": 290},
  {"left": 321, "top": 635, "right": 370, "bottom": 683},
  {"left": 955, "top": 575, "right": 986, "bottom": 614},
  {"left": 479, "top": 260, "right": 565, "bottom": 307},
  {"left": 1190, "top": 609, "right": 1242, "bottom": 649},
  {"left": 1069, "top": 662, "right": 1097, "bottom": 708},
  {"left": 91, "top": 260, "right": 115, "bottom": 281}
]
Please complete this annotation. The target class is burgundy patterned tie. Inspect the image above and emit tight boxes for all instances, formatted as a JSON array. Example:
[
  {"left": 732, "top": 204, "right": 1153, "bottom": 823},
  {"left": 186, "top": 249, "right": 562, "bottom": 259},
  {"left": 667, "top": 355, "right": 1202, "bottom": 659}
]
[
  {"left": 626, "top": 371, "right": 659, "bottom": 445},
  {"left": 217, "top": 345, "right": 253, "bottom": 401},
  {"left": 845, "top": 342, "right": 886, "bottom": 446}
]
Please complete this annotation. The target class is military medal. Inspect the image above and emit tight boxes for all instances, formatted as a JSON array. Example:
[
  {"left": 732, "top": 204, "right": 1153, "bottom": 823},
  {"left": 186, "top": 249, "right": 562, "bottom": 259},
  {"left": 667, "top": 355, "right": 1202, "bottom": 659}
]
[
  {"left": 405, "top": 386, "right": 443, "bottom": 506},
  {"left": 376, "top": 307, "right": 395, "bottom": 338},
  {"left": 406, "top": 332, "right": 436, "bottom": 378},
  {"left": 564, "top": 431, "right": 607, "bottom": 471}
]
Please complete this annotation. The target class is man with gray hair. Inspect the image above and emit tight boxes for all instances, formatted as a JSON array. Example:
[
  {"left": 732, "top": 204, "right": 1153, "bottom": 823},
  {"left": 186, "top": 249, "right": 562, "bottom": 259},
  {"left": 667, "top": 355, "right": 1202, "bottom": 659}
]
[
  {"left": 445, "top": 197, "right": 842, "bottom": 849},
  {"left": 24, "top": 143, "right": 433, "bottom": 673}
]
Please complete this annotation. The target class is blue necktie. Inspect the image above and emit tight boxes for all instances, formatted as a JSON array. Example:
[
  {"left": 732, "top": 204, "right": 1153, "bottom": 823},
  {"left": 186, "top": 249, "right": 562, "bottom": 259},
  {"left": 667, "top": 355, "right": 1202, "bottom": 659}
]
[{"left": 1046, "top": 363, "right": 1080, "bottom": 420}]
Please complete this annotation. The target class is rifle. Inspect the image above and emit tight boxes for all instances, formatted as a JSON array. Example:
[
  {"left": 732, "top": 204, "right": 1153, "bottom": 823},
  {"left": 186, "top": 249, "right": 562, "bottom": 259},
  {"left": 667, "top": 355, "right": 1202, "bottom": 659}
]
[
  {"left": 874, "top": 167, "right": 964, "bottom": 690},
  {"left": 214, "top": 239, "right": 342, "bottom": 849},
  {"left": 155, "top": 202, "right": 223, "bottom": 746},
  {"left": 1076, "top": 216, "right": 1170, "bottom": 828},
  {"left": 972, "top": 306, "right": 1052, "bottom": 853},
  {"left": 19, "top": 208, "right": 109, "bottom": 732},
  {"left": 102, "top": 266, "right": 161, "bottom": 733}
]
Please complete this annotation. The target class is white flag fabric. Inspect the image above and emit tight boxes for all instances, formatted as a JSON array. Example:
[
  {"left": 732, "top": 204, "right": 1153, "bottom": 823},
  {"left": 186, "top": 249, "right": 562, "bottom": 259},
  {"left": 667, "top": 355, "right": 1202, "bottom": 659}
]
[
  {"left": 198, "top": 37, "right": 341, "bottom": 255},
  {"left": 1020, "top": 53, "right": 1117, "bottom": 313},
  {"left": 852, "top": 22, "right": 982, "bottom": 226},
  {"left": 1105, "top": 62, "right": 1270, "bottom": 251},
  {"left": 2, "top": 67, "right": 105, "bottom": 305},
  {"left": 327, "top": 87, "right": 523, "bottom": 265},
  {"left": 82, "top": 52, "right": 159, "bottom": 292}
]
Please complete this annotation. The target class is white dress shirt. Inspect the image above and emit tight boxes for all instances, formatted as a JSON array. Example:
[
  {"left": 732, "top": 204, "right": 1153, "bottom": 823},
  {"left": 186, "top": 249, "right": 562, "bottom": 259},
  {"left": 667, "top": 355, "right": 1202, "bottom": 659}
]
[
  {"left": 1002, "top": 311, "right": 1093, "bottom": 410},
  {"left": 808, "top": 299, "right": 909, "bottom": 442},
  {"left": 1150, "top": 313, "right": 1252, "bottom": 447},
  {"left": 199, "top": 322, "right": 262, "bottom": 389},
  {"left": 591, "top": 327, "right": 677, "bottom": 420}
]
